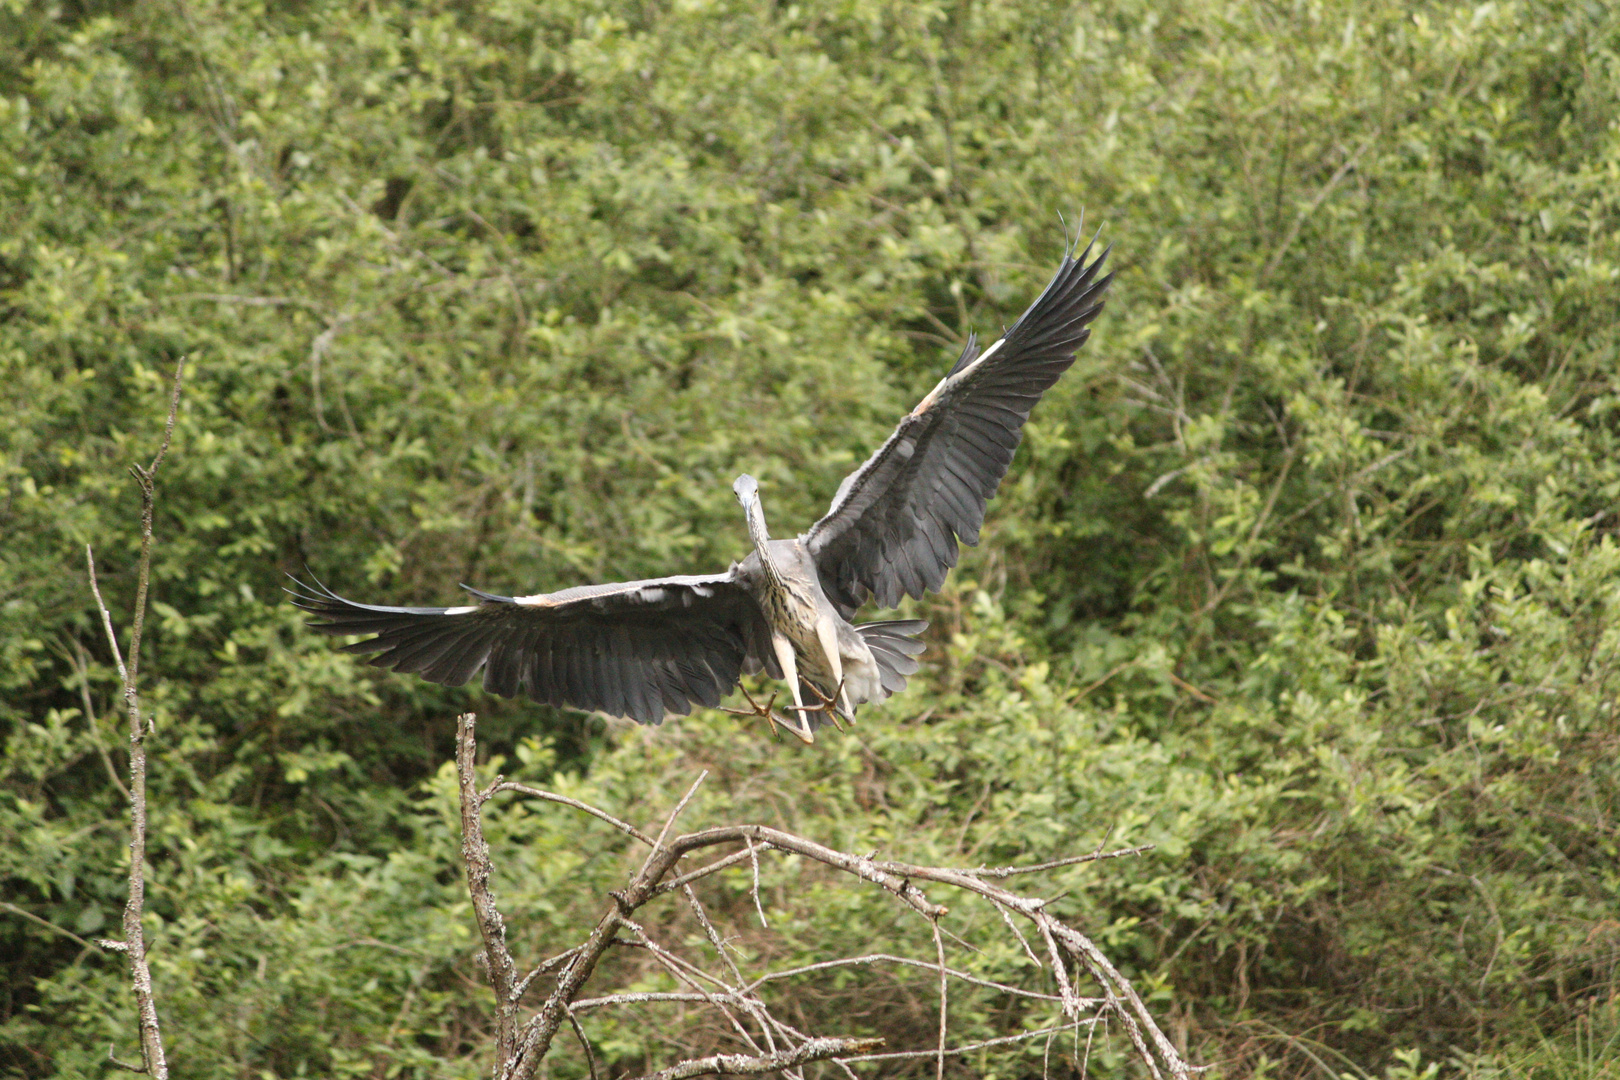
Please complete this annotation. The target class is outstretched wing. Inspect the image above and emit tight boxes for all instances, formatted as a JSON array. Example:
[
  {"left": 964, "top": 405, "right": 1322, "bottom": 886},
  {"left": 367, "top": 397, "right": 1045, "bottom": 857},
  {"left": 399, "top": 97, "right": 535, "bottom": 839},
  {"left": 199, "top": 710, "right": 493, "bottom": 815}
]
[
  {"left": 805, "top": 237, "right": 1113, "bottom": 614},
  {"left": 289, "top": 573, "right": 776, "bottom": 725}
]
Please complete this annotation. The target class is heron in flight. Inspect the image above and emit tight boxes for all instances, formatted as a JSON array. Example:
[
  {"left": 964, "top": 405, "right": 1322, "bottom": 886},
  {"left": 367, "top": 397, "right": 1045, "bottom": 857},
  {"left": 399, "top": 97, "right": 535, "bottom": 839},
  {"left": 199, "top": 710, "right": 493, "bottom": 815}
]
[{"left": 293, "top": 236, "right": 1111, "bottom": 742}]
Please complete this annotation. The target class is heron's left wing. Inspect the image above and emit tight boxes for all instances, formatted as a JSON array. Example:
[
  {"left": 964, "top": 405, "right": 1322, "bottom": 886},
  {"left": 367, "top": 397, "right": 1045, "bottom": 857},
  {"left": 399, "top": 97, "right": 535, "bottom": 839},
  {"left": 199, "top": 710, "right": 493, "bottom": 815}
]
[
  {"left": 805, "top": 238, "right": 1112, "bottom": 615},
  {"left": 289, "top": 573, "right": 775, "bottom": 725}
]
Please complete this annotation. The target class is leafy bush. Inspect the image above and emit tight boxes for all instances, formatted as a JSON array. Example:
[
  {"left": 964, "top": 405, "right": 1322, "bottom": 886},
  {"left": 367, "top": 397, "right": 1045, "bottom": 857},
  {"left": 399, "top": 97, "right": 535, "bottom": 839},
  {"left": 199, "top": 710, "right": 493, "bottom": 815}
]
[{"left": 3, "top": 0, "right": 1617, "bottom": 1075}]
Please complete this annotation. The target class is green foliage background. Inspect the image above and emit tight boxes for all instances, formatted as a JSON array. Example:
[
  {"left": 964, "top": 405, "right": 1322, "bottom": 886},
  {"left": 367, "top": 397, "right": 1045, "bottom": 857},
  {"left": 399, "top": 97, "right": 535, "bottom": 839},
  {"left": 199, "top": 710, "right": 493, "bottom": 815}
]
[{"left": 3, "top": 0, "right": 1619, "bottom": 1075}]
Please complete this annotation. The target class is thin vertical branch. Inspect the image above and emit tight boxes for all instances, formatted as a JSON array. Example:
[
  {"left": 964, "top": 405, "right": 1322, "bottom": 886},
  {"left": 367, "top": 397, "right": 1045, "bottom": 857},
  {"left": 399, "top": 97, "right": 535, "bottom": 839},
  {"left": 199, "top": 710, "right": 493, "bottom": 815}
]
[
  {"left": 932, "top": 918, "right": 948, "bottom": 1080},
  {"left": 456, "top": 712, "right": 521, "bottom": 1073},
  {"left": 747, "top": 838, "right": 768, "bottom": 928},
  {"left": 636, "top": 771, "right": 708, "bottom": 879},
  {"left": 69, "top": 639, "right": 130, "bottom": 801},
  {"left": 84, "top": 354, "right": 186, "bottom": 1080},
  {"left": 565, "top": 1009, "right": 600, "bottom": 1080},
  {"left": 124, "top": 358, "right": 185, "bottom": 694}
]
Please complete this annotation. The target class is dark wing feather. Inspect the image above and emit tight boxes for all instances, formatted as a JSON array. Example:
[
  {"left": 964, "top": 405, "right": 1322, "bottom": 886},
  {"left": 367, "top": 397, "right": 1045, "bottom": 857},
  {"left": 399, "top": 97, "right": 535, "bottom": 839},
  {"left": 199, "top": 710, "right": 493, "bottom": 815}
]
[
  {"left": 289, "top": 573, "right": 774, "bottom": 725},
  {"left": 805, "top": 238, "right": 1113, "bottom": 614}
]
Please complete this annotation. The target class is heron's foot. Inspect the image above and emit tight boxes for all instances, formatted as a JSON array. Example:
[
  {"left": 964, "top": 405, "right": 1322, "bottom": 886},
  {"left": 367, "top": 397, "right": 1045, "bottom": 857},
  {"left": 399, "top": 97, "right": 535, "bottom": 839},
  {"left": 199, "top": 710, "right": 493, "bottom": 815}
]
[
  {"left": 723, "top": 685, "right": 815, "bottom": 745},
  {"left": 784, "top": 678, "right": 849, "bottom": 732}
]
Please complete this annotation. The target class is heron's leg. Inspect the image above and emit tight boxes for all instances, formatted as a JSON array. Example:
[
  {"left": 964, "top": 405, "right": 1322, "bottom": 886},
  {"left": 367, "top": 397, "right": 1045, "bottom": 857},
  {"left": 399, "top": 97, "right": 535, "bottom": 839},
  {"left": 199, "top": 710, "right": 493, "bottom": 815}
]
[
  {"left": 812, "top": 618, "right": 851, "bottom": 717},
  {"left": 771, "top": 632, "right": 814, "bottom": 743}
]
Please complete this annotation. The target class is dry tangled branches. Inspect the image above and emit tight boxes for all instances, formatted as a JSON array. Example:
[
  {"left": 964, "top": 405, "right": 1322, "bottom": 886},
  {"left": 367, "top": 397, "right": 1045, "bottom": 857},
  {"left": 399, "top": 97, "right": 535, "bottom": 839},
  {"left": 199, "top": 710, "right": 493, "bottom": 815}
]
[{"left": 455, "top": 712, "right": 1201, "bottom": 1080}]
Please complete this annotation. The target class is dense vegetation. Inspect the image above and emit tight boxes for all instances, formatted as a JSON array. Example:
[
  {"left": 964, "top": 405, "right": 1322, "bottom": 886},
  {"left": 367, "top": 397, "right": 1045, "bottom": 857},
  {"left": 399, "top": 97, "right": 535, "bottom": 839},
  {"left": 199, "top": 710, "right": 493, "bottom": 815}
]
[{"left": 3, "top": 0, "right": 1618, "bottom": 1075}]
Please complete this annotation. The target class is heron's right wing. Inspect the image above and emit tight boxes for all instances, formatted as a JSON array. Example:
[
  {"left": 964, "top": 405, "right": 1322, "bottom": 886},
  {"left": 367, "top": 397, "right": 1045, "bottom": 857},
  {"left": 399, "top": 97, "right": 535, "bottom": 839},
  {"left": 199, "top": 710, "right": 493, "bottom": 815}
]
[
  {"left": 289, "top": 573, "right": 776, "bottom": 725},
  {"left": 805, "top": 237, "right": 1111, "bottom": 615}
]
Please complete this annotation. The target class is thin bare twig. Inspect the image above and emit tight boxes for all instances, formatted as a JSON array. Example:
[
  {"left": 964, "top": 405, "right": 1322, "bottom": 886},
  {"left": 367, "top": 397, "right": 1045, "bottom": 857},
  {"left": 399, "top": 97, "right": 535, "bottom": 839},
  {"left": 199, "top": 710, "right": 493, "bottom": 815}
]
[
  {"left": 679, "top": 885, "right": 778, "bottom": 1056},
  {"left": 514, "top": 946, "right": 583, "bottom": 1003},
  {"left": 843, "top": 1023, "right": 1092, "bottom": 1063},
  {"left": 83, "top": 355, "right": 184, "bottom": 1080},
  {"left": 747, "top": 838, "right": 768, "bottom": 928},
  {"left": 0, "top": 901, "right": 95, "bottom": 950},
  {"left": 68, "top": 638, "right": 129, "bottom": 801},
  {"left": 968, "top": 844, "right": 1156, "bottom": 879},
  {"left": 932, "top": 918, "right": 948, "bottom": 1080},
  {"left": 743, "top": 954, "right": 1073, "bottom": 1003},
  {"left": 621, "top": 1037, "right": 884, "bottom": 1080},
  {"left": 993, "top": 898, "right": 1045, "bottom": 970},
  {"left": 651, "top": 847, "right": 754, "bottom": 896},
  {"left": 638, "top": 771, "right": 708, "bottom": 878},
  {"left": 570, "top": 953, "right": 1075, "bottom": 1011},
  {"left": 564, "top": 1009, "right": 600, "bottom": 1080},
  {"left": 490, "top": 782, "right": 655, "bottom": 845},
  {"left": 619, "top": 918, "right": 771, "bottom": 1059}
]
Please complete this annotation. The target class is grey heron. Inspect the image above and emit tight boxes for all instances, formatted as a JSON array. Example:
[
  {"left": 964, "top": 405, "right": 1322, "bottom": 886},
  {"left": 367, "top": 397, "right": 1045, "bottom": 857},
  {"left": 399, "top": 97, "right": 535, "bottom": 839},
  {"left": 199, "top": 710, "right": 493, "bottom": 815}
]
[{"left": 291, "top": 235, "right": 1111, "bottom": 742}]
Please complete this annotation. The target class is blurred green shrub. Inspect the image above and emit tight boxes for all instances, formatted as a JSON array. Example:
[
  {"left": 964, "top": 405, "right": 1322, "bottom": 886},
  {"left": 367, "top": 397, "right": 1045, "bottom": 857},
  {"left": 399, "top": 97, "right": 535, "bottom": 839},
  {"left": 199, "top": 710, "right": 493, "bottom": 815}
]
[{"left": 2, "top": 0, "right": 1617, "bottom": 1075}]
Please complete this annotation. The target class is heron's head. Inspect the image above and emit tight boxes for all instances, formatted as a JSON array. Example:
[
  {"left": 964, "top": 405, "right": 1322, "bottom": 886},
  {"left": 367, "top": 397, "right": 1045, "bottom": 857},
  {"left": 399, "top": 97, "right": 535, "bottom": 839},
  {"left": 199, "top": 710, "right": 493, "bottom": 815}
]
[{"left": 734, "top": 474, "right": 772, "bottom": 550}]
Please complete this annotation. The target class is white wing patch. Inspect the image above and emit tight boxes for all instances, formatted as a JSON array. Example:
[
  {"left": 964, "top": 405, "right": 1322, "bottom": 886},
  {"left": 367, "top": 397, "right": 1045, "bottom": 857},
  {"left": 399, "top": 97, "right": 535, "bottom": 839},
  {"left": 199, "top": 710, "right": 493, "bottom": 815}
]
[{"left": 909, "top": 335, "right": 1005, "bottom": 418}]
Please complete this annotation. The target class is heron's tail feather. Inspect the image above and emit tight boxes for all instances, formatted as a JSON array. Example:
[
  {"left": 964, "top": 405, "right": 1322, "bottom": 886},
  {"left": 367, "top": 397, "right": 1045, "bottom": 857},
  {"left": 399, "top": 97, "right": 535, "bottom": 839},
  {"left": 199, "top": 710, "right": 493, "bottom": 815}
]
[
  {"left": 856, "top": 619, "right": 928, "bottom": 696},
  {"left": 795, "top": 620, "right": 928, "bottom": 733}
]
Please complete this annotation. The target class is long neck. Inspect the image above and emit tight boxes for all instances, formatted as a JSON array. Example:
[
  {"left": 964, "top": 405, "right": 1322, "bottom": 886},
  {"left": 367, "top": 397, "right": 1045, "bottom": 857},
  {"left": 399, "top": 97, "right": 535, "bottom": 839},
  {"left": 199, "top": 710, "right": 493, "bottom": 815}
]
[{"left": 741, "top": 493, "right": 786, "bottom": 590}]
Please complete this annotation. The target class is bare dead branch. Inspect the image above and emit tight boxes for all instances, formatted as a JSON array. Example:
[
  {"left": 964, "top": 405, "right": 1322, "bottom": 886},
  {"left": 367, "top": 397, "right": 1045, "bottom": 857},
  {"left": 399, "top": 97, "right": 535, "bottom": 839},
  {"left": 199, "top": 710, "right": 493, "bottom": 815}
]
[
  {"left": 932, "top": 918, "right": 948, "bottom": 1080},
  {"left": 637, "top": 771, "right": 708, "bottom": 880},
  {"left": 514, "top": 946, "right": 583, "bottom": 1002},
  {"left": 0, "top": 901, "right": 95, "bottom": 950},
  {"left": 842, "top": 1023, "right": 1091, "bottom": 1063},
  {"left": 106, "top": 1045, "right": 148, "bottom": 1074},
  {"left": 747, "top": 838, "right": 767, "bottom": 928},
  {"left": 992, "top": 898, "right": 1045, "bottom": 969},
  {"left": 458, "top": 738, "right": 1199, "bottom": 1080},
  {"left": 82, "top": 355, "right": 185, "bottom": 1080},
  {"left": 741, "top": 954, "right": 1074, "bottom": 1003},
  {"left": 968, "top": 844, "right": 1157, "bottom": 878},
  {"left": 455, "top": 713, "right": 521, "bottom": 1064},
  {"left": 621, "top": 1036, "right": 884, "bottom": 1080},
  {"left": 571, "top": 948, "right": 1078, "bottom": 1011},
  {"left": 490, "top": 782, "right": 655, "bottom": 845},
  {"left": 564, "top": 1009, "right": 601, "bottom": 1080},
  {"left": 651, "top": 847, "right": 754, "bottom": 896},
  {"left": 618, "top": 917, "right": 776, "bottom": 1059}
]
